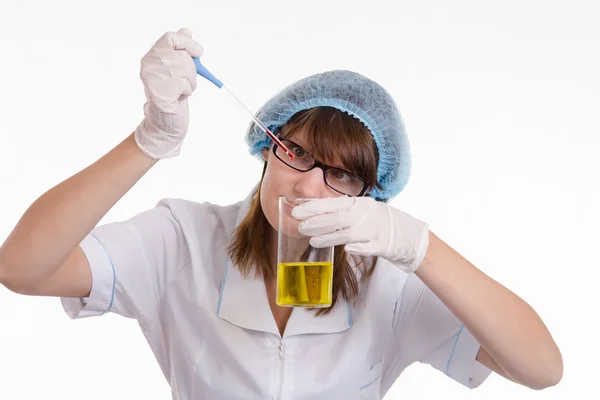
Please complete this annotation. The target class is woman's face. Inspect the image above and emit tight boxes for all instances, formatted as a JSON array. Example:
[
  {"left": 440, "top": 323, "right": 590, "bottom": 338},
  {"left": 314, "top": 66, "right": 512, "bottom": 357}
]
[{"left": 259, "top": 129, "right": 343, "bottom": 233}]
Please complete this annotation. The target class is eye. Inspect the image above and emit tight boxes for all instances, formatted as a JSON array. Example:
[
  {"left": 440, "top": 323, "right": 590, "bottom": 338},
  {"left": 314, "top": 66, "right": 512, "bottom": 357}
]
[
  {"left": 293, "top": 147, "right": 305, "bottom": 157},
  {"left": 288, "top": 143, "right": 306, "bottom": 157},
  {"left": 332, "top": 169, "right": 353, "bottom": 181}
]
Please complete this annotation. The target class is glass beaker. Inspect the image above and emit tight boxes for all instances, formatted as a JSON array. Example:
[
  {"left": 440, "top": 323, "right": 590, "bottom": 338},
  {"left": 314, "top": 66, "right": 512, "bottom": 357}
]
[{"left": 276, "top": 197, "right": 334, "bottom": 308}]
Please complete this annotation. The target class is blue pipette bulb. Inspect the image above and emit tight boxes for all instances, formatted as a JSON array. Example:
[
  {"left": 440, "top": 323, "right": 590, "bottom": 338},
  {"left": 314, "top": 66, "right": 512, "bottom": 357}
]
[{"left": 192, "top": 57, "right": 223, "bottom": 88}]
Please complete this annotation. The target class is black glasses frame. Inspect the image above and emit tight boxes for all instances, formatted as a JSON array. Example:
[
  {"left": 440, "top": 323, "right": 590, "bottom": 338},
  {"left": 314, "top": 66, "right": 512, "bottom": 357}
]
[{"left": 272, "top": 136, "right": 368, "bottom": 197}]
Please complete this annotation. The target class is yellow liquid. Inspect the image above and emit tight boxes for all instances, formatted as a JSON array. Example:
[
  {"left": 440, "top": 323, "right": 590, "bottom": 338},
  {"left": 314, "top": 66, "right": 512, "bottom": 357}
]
[{"left": 276, "top": 262, "right": 333, "bottom": 307}]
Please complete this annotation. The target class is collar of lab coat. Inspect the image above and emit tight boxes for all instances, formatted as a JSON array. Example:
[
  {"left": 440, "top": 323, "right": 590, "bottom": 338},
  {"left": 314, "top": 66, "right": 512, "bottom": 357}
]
[{"left": 216, "top": 183, "right": 353, "bottom": 337}]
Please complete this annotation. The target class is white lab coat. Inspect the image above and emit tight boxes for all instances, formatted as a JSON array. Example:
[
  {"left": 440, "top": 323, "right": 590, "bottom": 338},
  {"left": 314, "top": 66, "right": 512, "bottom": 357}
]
[{"left": 61, "top": 184, "right": 491, "bottom": 399}]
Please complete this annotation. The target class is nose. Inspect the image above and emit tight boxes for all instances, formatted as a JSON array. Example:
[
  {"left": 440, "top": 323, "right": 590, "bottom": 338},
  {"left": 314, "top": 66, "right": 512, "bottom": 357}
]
[{"left": 293, "top": 167, "right": 327, "bottom": 198}]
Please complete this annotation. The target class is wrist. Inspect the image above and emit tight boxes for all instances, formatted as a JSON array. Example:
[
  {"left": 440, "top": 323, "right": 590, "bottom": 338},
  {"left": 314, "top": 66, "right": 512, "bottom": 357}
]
[
  {"left": 125, "top": 132, "right": 161, "bottom": 165},
  {"left": 385, "top": 205, "right": 430, "bottom": 273},
  {"left": 414, "top": 231, "right": 456, "bottom": 282},
  {"left": 133, "top": 121, "right": 183, "bottom": 160}
]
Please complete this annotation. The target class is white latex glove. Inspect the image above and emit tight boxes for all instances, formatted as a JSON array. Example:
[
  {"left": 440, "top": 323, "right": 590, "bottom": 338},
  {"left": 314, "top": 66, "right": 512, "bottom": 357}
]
[
  {"left": 134, "top": 28, "right": 204, "bottom": 159},
  {"left": 292, "top": 196, "right": 430, "bottom": 274}
]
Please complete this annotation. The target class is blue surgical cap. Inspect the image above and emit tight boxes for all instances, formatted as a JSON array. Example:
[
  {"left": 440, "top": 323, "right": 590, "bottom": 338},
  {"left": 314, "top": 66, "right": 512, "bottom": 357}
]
[{"left": 245, "top": 69, "right": 410, "bottom": 202}]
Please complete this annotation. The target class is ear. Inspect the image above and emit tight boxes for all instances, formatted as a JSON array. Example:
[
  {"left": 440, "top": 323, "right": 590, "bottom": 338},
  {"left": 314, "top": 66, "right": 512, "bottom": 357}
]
[{"left": 261, "top": 147, "right": 269, "bottom": 161}]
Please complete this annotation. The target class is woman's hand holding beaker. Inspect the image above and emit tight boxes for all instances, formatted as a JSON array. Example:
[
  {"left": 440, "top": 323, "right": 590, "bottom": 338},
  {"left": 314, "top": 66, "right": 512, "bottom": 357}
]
[{"left": 292, "top": 196, "right": 430, "bottom": 274}]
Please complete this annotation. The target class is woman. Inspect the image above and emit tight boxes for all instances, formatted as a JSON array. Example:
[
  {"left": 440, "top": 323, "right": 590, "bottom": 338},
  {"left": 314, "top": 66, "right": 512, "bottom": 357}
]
[{"left": 0, "top": 28, "right": 562, "bottom": 399}]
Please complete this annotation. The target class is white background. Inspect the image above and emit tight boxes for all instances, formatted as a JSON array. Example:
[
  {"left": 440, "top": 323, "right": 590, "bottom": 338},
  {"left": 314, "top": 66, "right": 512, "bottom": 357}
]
[{"left": 0, "top": 0, "right": 598, "bottom": 399}]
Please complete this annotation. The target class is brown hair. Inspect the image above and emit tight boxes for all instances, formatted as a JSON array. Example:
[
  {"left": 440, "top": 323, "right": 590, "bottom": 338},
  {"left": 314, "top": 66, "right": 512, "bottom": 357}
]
[{"left": 228, "top": 106, "right": 383, "bottom": 315}]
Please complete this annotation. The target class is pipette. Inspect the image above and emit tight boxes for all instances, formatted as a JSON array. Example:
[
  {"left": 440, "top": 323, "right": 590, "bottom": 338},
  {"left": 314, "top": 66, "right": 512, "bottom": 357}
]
[{"left": 192, "top": 57, "right": 295, "bottom": 161}]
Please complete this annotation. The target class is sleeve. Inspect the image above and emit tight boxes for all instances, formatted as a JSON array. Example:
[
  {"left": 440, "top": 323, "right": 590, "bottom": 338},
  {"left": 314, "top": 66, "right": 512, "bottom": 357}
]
[
  {"left": 395, "top": 276, "right": 492, "bottom": 389},
  {"left": 61, "top": 200, "right": 191, "bottom": 323}
]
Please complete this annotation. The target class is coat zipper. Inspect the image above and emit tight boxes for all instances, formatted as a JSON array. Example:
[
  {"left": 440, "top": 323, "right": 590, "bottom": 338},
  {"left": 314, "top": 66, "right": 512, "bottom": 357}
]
[{"left": 277, "top": 341, "right": 285, "bottom": 400}]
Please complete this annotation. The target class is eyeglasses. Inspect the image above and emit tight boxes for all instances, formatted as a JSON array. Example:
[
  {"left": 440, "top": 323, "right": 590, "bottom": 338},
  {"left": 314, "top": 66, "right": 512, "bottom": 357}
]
[{"left": 272, "top": 137, "right": 368, "bottom": 196}]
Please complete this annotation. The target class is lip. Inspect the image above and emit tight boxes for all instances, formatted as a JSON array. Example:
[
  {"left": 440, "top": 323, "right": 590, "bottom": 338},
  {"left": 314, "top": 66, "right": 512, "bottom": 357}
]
[
  {"left": 284, "top": 203, "right": 293, "bottom": 217},
  {"left": 279, "top": 197, "right": 294, "bottom": 217}
]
